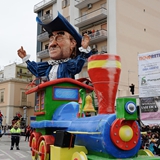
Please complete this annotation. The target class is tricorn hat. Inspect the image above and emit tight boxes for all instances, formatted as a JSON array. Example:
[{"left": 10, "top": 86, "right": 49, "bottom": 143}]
[{"left": 36, "top": 12, "right": 82, "bottom": 54}]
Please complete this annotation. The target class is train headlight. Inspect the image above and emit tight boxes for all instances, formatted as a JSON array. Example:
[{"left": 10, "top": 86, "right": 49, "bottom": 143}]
[
  {"left": 119, "top": 125, "right": 133, "bottom": 142},
  {"left": 125, "top": 102, "right": 136, "bottom": 114}
]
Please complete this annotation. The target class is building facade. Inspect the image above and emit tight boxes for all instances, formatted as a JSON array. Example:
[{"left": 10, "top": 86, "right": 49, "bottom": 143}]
[
  {"left": 33, "top": 0, "right": 160, "bottom": 98},
  {"left": 0, "top": 63, "right": 35, "bottom": 126}
]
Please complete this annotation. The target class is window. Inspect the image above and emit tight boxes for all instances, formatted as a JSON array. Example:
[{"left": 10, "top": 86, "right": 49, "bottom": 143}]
[
  {"left": 92, "top": 44, "right": 97, "bottom": 49},
  {"left": 21, "top": 91, "right": 27, "bottom": 105},
  {"left": 20, "top": 69, "right": 22, "bottom": 73},
  {"left": 45, "top": 10, "right": 50, "bottom": 15},
  {"left": 35, "top": 91, "right": 45, "bottom": 111},
  {"left": 62, "top": 0, "right": 70, "bottom": 8},
  {"left": 101, "top": 46, "right": 107, "bottom": 53},
  {"left": 45, "top": 44, "right": 49, "bottom": 49},
  {"left": 53, "top": 87, "right": 79, "bottom": 101},
  {"left": 0, "top": 91, "right": 4, "bottom": 103}
]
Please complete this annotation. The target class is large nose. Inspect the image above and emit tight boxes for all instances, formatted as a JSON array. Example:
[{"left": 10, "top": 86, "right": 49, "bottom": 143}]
[{"left": 49, "top": 38, "right": 57, "bottom": 47}]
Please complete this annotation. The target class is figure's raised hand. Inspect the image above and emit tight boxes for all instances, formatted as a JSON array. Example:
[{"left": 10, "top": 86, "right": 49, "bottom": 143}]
[
  {"left": 81, "top": 33, "right": 90, "bottom": 49},
  {"left": 17, "top": 46, "right": 26, "bottom": 59}
]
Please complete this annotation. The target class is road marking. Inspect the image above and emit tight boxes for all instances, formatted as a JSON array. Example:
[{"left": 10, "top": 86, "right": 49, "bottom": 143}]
[
  {"left": 0, "top": 149, "right": 16, "bottom": 160},
  {"left": 14, "top": 152, "right": 26, "bottom": 158}
]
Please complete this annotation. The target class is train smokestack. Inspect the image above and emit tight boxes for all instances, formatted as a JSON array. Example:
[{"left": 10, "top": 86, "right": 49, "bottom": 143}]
[{"left": 88, "top": 54, "right": 121, "bottom": 114}]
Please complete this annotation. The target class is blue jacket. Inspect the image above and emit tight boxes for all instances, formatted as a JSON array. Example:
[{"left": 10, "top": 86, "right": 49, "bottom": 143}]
[{"left": 26, "top": 51, "right": 92, "bottom": 80}]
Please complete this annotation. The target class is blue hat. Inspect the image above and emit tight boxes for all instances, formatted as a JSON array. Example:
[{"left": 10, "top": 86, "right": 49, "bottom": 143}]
[{"left": 36, "top": 12, "right": 82, "bottom": 53}]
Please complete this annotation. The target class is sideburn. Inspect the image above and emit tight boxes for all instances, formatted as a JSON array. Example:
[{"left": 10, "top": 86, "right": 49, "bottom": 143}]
[{"left": 70, "top": 39, "right": 77, "bottom": 58}]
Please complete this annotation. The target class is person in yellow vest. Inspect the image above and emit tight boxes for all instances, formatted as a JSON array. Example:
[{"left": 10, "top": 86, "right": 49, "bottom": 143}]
[{"left": 10, "top": 125, "right": 21, "bottom": 150}]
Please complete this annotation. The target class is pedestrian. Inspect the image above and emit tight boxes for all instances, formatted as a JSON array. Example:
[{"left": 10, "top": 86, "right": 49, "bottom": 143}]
[
  {"left": 17, "top": 12, "right": 92, "bottom": 82},
  {"left": 25, "top": 125, "right": 31, "bottom": 141},
  {"left": 0, "top": 111, "right": 3, "bottom": 124},
  {"left": 10, "top": 125, "right": 21, "bottom": 150}
]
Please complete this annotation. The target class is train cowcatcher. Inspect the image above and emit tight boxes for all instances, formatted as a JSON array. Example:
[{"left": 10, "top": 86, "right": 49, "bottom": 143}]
[{"left": 26, "top": 54, "right": 158, "bottom": 160}]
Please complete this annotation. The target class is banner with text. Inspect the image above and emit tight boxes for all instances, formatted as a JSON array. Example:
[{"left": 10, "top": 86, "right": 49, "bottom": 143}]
[{"left": 138, "top": 50, "right": 160, "bottom": 123}]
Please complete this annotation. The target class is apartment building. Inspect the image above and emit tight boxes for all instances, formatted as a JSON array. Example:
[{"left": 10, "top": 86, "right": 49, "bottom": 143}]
[
  {"left": 33, "top": 0, "right": 160, "bottom": 98},
  {"left": 0, "top": 63, "right": 35, "bottom": 126}
]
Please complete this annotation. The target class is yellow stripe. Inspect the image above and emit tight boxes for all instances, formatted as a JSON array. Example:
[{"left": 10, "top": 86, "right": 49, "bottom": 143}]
[
  {"left": 88, "top": 60, "right": 121, "bottom": 69},
  {"left": 54, "top": 131, "right": 101, "bottom": 134}
]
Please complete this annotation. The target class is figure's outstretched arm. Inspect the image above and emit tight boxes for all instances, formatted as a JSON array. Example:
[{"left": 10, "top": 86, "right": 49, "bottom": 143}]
[
  {"left": 79, "top": 33, "right": 91, "bottom": 55},
  {"left": 17, "top": 46, "right": 27, "bottom": 59},
  {"left": 17, "top": 46, "right": 30, "bottom": 62},
  {"left": 81, "top": 33, "right": 90, "bottom": 49},
  {"left": 17, "top": 46, "right": 50, "bottom": 78}
]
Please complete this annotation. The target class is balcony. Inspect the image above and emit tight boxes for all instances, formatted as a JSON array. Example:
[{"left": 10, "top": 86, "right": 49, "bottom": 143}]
[
  {"left": 75, "top": 7, "right": 107, "bottom": 28},
  {"left": 89, "top": 29, "right": 107, "bottom": 45},
  {"left": 75, "top": 0, "right": 101, "bottom": 9},
  {"left": 20, "top": 101, "right": 32, "bottom": 107},
  {"left": 17, "top": 72, "right": 32, "bottom": 77},
  {"left": 37, "top": 49, "right": 49, "bottom": 59},
  {"left": 34, "top": 0, "right": 57, "bottom": 13},
  {"left": 37, "top": 31, "right": 49, "bottom": 42},
  {"left": 40, "top": 14, "right": 53, "bottom": 23}
]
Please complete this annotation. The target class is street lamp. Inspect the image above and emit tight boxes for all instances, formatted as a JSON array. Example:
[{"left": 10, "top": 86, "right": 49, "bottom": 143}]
[{"left": 23, "top": 106, "right": 27, "bottom": 126}]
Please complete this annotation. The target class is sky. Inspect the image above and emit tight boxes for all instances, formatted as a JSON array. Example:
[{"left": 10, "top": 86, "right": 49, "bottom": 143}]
[{"left": 0, "top": 0, "right": 41, "bottom": 69}]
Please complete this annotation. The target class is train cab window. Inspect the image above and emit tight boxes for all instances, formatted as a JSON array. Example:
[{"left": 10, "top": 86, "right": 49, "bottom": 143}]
[
  {"left": 53, "top": 87, "right": 79, "bottom": 101},
  {"left": 35, "top": 91, "right": 45, "bottom": 111}
]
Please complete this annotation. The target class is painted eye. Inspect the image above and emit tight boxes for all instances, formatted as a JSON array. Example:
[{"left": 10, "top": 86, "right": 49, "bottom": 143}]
[{"left": 125, "top": 101, "right": 136, "bottom": 114}]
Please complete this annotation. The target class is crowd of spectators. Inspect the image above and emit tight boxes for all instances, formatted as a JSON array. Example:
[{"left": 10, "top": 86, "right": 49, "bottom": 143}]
[
  {"left": 82, "top": 29, "right": 101, "bottom": 38},
  {"left": 141, "top": 125, "right": 160, "bottom": 156}
]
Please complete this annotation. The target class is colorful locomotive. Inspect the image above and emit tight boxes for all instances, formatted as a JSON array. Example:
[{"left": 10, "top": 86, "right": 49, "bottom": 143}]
[{"left": 26, "top": 54, "right": 158, "bottom": 160}]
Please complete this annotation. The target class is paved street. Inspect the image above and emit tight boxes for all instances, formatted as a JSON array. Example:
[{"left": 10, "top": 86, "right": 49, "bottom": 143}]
[{"left": 0, "top": 134, "right": 32, "bottom": 160}]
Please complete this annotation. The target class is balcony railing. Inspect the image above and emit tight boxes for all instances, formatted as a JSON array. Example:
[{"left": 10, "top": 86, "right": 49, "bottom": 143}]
[
  {"left": 17, "top": 72, "right": 32, "bottom": 77},
  {"left": 75, "top": 0, "right": 101, "bottom": 9},
  {"left": 89, "top": 29, "right": 107, "bottom": 45},
  {"left": 37, "top": 31, "right": 49, "bottom": 42},
  {"left": 20, "top": 101, "right": 31, "bottom": 107},
  {"left": 75, "top": 7, "right": 107, "bottom": 28},
  {"left": 37, "top": 49, "right": 49, "bottom": 59},
  {"left": 40, "top": 14, "right": 53, "bottom": 23},
  {"left": 34, "top": 0, "right": 57, "bottom": 13}
]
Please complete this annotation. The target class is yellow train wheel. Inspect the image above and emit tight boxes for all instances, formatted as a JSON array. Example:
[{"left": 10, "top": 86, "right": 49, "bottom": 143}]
[
  {"left": 31, "top": 137, "right": 38, "bottom": 160},
  {"left": 80, "top": 152, "right": 87, "bottom": 160},
  {"left": 72, "top": 152, "right": 88, "bottom": 160},
  {"left": 38, "top": 140, "right": 49, "bottom": 160}
]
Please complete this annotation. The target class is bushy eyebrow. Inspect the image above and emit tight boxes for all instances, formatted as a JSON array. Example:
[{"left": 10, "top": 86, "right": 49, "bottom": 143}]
[
  {"left": 49, "top": 31, "right": 65, "bottom": 38},
  {"left": 56, "top": 31, "right": 65, "bottom": 35}
]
